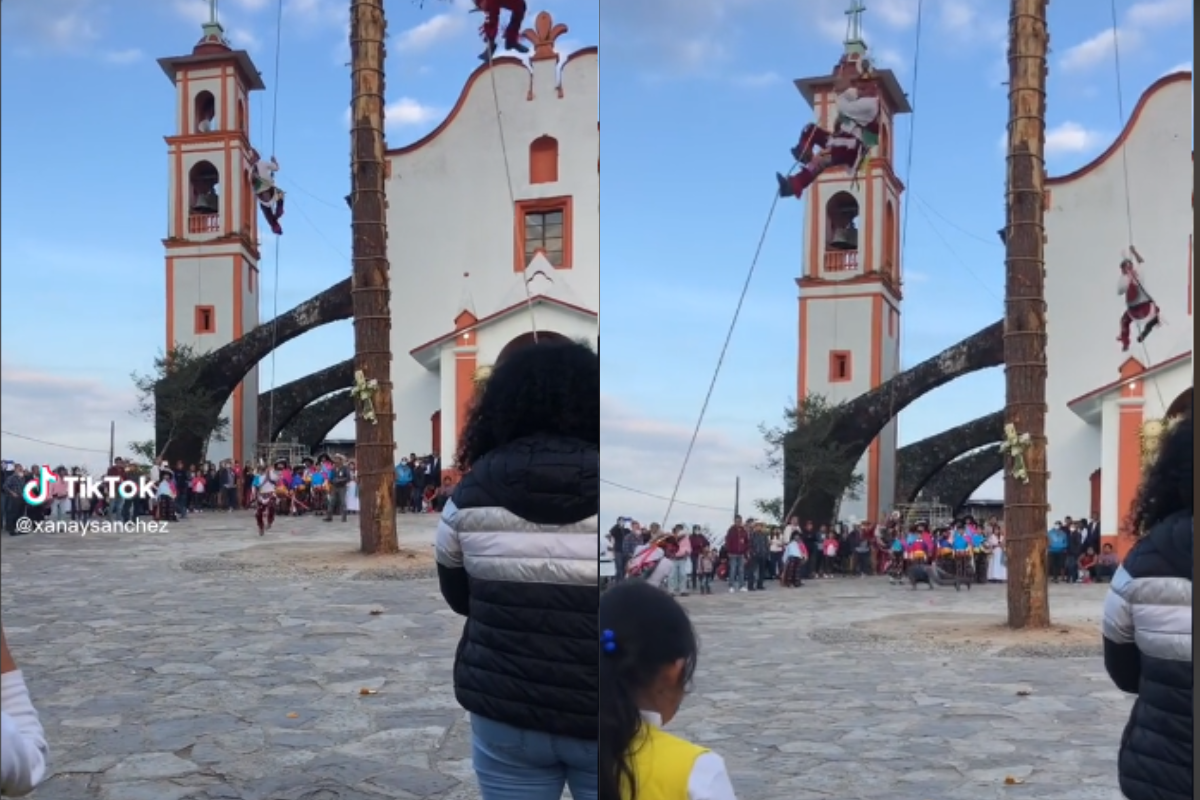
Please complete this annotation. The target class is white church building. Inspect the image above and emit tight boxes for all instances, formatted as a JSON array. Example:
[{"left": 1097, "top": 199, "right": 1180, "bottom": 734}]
[
  {"left": 158, "top": 10, "right": 596, "bottom": 468},
  {"left": 386, "top": 12, "right": 598, "bottom": 471},
  {"left": 1043, "top": 70, "right": 1192, "bottom": 555}
]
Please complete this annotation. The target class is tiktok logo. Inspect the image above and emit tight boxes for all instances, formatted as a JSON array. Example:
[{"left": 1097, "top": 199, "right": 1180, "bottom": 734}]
[{"left": 21, "top": 466, "right": 60, "bottom": 506}]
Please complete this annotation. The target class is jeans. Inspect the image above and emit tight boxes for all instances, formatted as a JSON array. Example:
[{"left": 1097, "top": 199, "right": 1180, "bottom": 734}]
[
  {"left": 855, "top": 550, "right": 871, "bottom": 575},
  {"left": 613, "top": 552, "right": 627, "bottom": 583},
  {"left": 471, "top": 714, "right": 597, "bottom": 800},
  {"left": 1048, "top": 550, "right": 1066, "bottom": 578},
  {"left": 728, "top": 554, "right": 745, "bottom": 590},
  {"left": 668, "top": 558, "right": 688, "bottom": 594}
]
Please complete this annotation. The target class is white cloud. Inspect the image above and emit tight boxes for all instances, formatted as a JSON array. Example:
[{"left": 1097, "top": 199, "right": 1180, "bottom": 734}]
[
  {"left": 3, "top": 0, "right": 102, "bottom": 54},
  {"left": 995, "top": 122, "right": 1104, "bottom": 156},
  {"left": 1124, "top": 0, "right": 1191, "bottom": 27},
  {"left": 343, "top": 98, "right": 443, "bottom": 132},
  {"left": 1162, "top": 61, "right": 1192, "bottom": 76},
  {"left": 103, "top": 48, "right": 143, "bottom": 64},
  {"left": 731, "top": 71, "right": 781, "bottom": 88},
  {"left": 228, "top": 27, "right": 261, "bottom": 50},
  {"left": 1044, "top": 121, "right": 1104, "bottom": 155},
  {"left": 393, "top": 13, "right": 467, "bottom": 54},
  {"left": 385, "top": 98, "right": 442, "bottom": 128},
  {"left": 600, "top": 394, "right": 774, "bottom": 529},
  {"left": 1060, "top": 0, "right": 1191, "bottom": 73},
  {"left": 229, "top": 0, "right": 273, "bottom": 11},
  {"left": 0, "top": 363, "right": 150, "bottom": 473},
  {"left": 1059, "top": 27, "right": 1140, "bottom": 73},
  {"left": 173, "top": 0, "right": 212, "bottom": 26}
]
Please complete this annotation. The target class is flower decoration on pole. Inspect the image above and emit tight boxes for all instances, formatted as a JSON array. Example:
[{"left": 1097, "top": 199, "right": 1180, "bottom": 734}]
[
  {"left": 351, "top": 369, "right": 380, "bottom": 425},
  {"left": 998, "top": 423, "right": 1032, "bottom": 484}
]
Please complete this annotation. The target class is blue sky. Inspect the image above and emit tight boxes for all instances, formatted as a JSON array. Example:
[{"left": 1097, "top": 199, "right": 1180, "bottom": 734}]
[
  {"left": 598, "top": 0, "right": 1192, "bottom": 527},
  {"left": 0, "top": 0, "right": 597, "bottom": 469}
]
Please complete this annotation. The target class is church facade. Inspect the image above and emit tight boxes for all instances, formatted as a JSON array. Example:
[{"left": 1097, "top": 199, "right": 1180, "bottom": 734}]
[
  {"left": 1043, "top": 70, "right": 1192, "bottom": 553},
  {"left": 385, "top": 13, "right": 598, "bottom": 466}
]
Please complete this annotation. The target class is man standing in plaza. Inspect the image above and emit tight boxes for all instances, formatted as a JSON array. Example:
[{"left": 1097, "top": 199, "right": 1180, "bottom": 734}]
[
  {"left": 325, "top": 455, "right": 352, "bottom": 523},
  {"left": 608, "top": 517, "right": 629, "bottom": 582},
  {"left": 724, "top": 515, "right": 750, "bottom": 592}
]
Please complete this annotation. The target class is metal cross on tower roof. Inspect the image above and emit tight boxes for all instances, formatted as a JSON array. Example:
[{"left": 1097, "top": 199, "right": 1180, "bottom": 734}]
[{"left": 844, "top": 0, "right": 868, "bottom": 56}]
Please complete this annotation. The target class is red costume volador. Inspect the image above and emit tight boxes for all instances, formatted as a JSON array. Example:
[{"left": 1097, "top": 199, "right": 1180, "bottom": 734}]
[
  {"left": 474, "top": 0, "right": 528, "bottom": 60},
  {"left": 1117, "top": 257, "right": 1160, "bottom": 351},
  {"left": 778, "top": 61, "right": 881, "bottom": 200}
]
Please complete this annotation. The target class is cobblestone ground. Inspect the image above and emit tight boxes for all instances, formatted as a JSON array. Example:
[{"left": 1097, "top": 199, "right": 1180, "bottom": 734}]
[
  {"left": 675, "top": 579, "right": 1128, "bottom": 800},
  {"left": 3, "top": 517, "right": 1128, "bottom": 799}
]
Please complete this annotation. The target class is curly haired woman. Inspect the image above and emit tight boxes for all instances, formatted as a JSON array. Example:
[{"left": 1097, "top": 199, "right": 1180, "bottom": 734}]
[
  {"left": 434, "top": 339, "right": 598, "bottom": 800},
  {"left": 1102, "top": 409, "right": 1191, "bottom": 800}
]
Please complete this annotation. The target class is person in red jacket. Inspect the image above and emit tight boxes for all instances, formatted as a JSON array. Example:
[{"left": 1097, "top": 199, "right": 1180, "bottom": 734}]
[{"left": 724, "top": 516, "right": 750, "bottom": 593}]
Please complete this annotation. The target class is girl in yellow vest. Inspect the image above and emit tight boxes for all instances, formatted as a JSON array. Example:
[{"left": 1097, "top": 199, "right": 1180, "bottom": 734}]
[{"left": 599, "top": 581, "right": 738, "bottom": 800}]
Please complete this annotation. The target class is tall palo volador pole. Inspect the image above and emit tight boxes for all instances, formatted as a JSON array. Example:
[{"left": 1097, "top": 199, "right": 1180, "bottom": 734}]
[
  {"left": 1002, "top": 0, "right": 1050, "bottom": 628},
  {"left": 349, "top": 0, "right": 398, "bottom": 554}
]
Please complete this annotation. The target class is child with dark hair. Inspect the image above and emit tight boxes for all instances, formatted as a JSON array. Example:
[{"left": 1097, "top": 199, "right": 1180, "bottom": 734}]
[{"left": 599, "top": 581, "right": 737, "bottom": 800}]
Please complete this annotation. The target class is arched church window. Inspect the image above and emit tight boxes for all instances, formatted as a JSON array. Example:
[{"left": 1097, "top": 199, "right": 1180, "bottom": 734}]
[
  {"left": 194, "top": 91, "right": 216, "bottom": 133},
  {"left": 883, "top": 200, "right": 897, "bottom": 278},
  {"left": 825, "top": 192, "right": 859, "bottom": 250},
  {"left": 529, "top": 136, "right": 559, "bottom": 184},
  {"left": 188, "top": 161, "right": 221, "bottom": 234}
]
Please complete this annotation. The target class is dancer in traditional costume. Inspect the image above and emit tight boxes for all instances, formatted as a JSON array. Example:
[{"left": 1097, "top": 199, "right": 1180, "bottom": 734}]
[
  {"left": 254, "top": 459, "right": 284, "bottom": 535},
  {"left": 777, "top": 64, "right": 880, "bottom": 200},
  {"left": 246, "top": 148, "right": 285, "bottom": 235},
  {"left": 472, "top": 0, "right": 528, "bottom": 61},
  {"left": 951, "top": 525, "right": 973, "bottom": 583},
  {"left": 1117, "top": 255, "right": 1160, "bottom": 351},
  {"left": 888, "top": 535, "right": 906, "bottom": 583},
  {"left": 970, "top": 525, "right": 988, "bottom": 585}
]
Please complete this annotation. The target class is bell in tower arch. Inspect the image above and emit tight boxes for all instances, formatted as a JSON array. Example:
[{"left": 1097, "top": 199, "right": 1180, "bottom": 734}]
[
  {"left": 829, "top": 224, "right": 858, "bottom": 250},
  {"left": 825, "top": 192, "right": 860, "bottom": 251}
]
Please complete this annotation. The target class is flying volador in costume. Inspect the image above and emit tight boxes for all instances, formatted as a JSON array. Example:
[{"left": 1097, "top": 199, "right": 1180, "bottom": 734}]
[
  {"left": 470, "top": 0, "right": 528, "bottom": 61},
  {"left": 777, "top": 59, "right": 881, "bottom": 200},
  {"left": 1116, "top": 247, "right": 1160, "bottom": 352},
  {"left": 246, "top": 148, "right": 285, "bottom": 235}
]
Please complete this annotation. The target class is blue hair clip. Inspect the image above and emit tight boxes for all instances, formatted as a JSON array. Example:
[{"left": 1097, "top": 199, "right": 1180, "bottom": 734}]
[{"left": 601, "top": 629, "right": 617, "bottom": 653}]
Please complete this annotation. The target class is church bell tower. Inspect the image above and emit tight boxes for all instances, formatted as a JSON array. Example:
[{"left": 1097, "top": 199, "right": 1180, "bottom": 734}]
[
  {"left": 794, "top": 1, "right": 911, "bottom": 522},
  {"left": 159, "top": 3, "right": 265, "bottom": 464}
]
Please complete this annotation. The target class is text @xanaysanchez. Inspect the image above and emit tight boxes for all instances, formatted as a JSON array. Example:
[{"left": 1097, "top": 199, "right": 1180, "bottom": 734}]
[{"left": 14, "top": 517, "right": 170, "bottom": 536}]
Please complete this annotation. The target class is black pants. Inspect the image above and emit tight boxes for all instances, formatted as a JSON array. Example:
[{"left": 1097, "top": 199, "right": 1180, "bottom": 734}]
[
  {"left": 395, "top": 484, "right": 412, "bottom": 511},
  {"left": 746, "top": 556, "right": 766, "bottom": 590},
  {"left": 1048, "top": 551, "right": 1067, "bottom": 579}
]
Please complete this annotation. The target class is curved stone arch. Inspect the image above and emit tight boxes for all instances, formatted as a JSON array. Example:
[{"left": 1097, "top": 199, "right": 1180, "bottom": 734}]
[
  {"left": 895, "top": 410, "right": 1004, "bottom": 504},
  {"left": 785, "top": 319, "right": 1003, "bottom": 522},
  {"left": 922, "top": 448, "right": 1003, "bottom": 513},
  {"left": 159, "top": 277, "right": 352, "bottom": 462},
  {"left": 277, "top": 391, "right": 355, "bottom": 452},
  {"left": 257, "top": 358, "right": 354, "bottom": 443}
]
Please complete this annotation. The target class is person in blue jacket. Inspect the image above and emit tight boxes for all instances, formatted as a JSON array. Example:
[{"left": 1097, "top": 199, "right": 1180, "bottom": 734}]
[
  {"left": 1047, "top": 523, "right": 1069, "bottom": 582},
  {"left": 394, "top": 459, "right": 413, "bottom": 514}
]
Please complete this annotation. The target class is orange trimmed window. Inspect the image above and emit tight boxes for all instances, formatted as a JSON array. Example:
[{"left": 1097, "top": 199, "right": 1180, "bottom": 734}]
[
  {"left": 515, "top": 196, "right": 573, "bottom": 271},
  {"left": 195, "top": 305, "right": 216, "bottom": 334},
  {"left": 829, "top": 350, "right": 852, "bottom": 382}
]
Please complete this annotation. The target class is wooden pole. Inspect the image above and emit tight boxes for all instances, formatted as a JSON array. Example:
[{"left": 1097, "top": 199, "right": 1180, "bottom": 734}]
[
  {"left": 1002, "top": 0, "right": 1050, "bottom": 628},
  {"left": 349, "top": 0, "right": 398, "bottom": 554}
]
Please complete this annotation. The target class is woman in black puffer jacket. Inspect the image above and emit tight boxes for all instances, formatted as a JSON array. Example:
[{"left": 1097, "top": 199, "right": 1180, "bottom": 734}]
[
  {"left": 435, "top": 339, "right": 598, "bottom": 800},
  {"left": 1102, "top": 408, "right": 1191, "bottom": 800}
]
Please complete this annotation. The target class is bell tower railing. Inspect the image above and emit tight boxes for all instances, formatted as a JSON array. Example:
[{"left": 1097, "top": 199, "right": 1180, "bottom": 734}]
[
  {"left": 823, "top": 249, "right": 860, "bottom": 273},
  {"left": 188, "top": 213, "right": 221, "bottom": 234}
]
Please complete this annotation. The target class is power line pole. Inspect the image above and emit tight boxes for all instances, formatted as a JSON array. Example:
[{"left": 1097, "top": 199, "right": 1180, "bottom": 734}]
[
  {"left": 1002, "top": 0, "right": 1050, "bottom": 628},
  {"left": 349, "top": 0, "right": 398, "bottom": 554}
]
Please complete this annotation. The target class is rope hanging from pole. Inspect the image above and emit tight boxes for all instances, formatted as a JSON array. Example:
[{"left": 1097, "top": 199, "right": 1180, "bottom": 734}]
[
  {"left": 1107, "top": 0, "right": 1166, "bottom": 413},
  {"left": 485, "top": 48, "right": 539, "bottom": 343},
  {"left": 883, "top": 0, "right": 924, "bottom": 473},
  {"left": 264, "top": 0, "right": 286, "bottom": 455}
]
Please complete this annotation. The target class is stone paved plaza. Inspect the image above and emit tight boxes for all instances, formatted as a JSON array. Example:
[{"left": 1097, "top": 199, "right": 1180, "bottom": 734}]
[{"left": 2, "top": 514, "right": 1128, "bottom": 799}]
